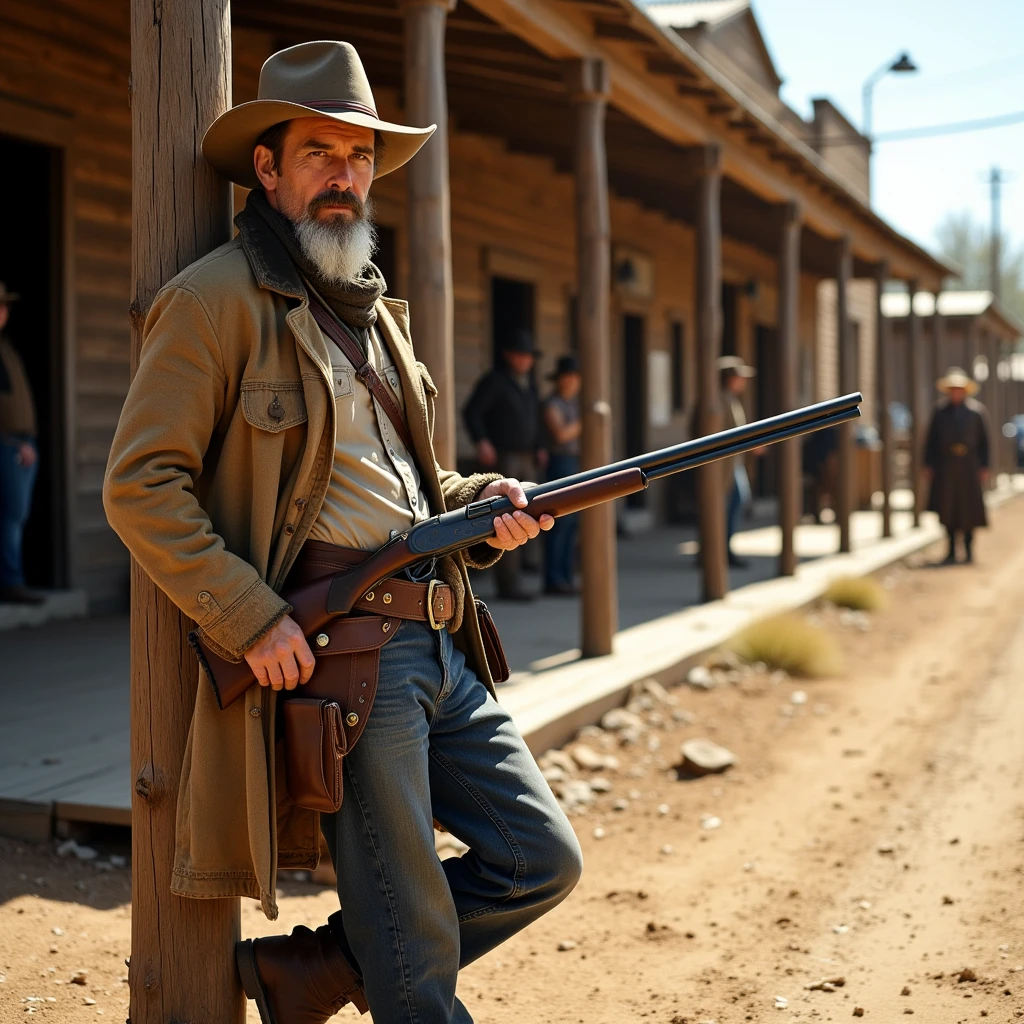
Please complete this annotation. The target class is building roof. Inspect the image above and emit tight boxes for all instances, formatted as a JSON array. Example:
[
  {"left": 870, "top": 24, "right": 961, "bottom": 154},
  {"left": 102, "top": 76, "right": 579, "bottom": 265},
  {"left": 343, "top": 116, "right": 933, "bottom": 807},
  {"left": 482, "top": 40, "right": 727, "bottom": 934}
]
[
  {"left": 881, "top": 290, "right": 1024, "bottom": 337},
  {"left": 646, "top": 0, "right": 750, "bottom": 29}
]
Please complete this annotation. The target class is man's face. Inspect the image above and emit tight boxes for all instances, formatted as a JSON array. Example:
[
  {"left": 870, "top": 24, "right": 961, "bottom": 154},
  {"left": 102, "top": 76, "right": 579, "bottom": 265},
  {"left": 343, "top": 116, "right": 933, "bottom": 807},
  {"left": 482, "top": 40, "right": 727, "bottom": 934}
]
[
  {"left": 504, "top": 351, "right": 534, "bottom": 376},
  {"left": 948, "top": 386, "right": 967, "bottom": 405},
  {"left": 254, "top": 116, "right": 376, "bottom": 223},
  {"left": 0, "top": 304, "right": 8, "bottom": 332},
  {"left": 726, "top": 372, "right": 747, "bottom": 396},
  {"left": 558, "top": 371, "right": 581, "bottom": 399}
]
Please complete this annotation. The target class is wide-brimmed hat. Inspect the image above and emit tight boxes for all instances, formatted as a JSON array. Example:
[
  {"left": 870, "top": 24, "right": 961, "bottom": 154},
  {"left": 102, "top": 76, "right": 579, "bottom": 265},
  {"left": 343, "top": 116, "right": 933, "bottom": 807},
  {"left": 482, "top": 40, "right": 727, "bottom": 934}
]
[
  {"left": 0, "top": 282, "right": 19, "bottom": 304},
  {"left": 936, "top": 366, "right": 979, "bottom": 395},
  {"left": 202, "top": 41, "right": 435, "bottom": 189},
  {"left": 716, "top": 355, "right": 756, "bottom": 378},
  {"left": 548, "top": 354, "right": 580, "bottom": 380},
  {"left": 501, "top": 329, "right": 541, "bottom": 356}
]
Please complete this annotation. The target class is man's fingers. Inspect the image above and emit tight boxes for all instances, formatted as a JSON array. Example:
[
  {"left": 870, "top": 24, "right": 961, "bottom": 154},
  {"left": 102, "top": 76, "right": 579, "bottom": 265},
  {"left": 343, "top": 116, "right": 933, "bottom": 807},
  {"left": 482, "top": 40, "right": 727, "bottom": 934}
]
[
  {"left": 296, "top": 639, "right": 316, "bottom": 683},
  {"left": 502, "top": 479, "right": 527, "bottom": 508},
  {"left": 265, "top": 660, "right": 285, "bottom": 690},
  {"left": 512, "top": 510, "right": 540, "bottom": 539},
  {"left": 281, "top": 653, "right": 301, "bottom": 691},
  {"left": 501, "top": 512, "right": 529, "bottom": 544},
  {"left": 539, "top": 514, "right": 555, "bottom": 531},
  {"left": 490, "top": 515, "right": 512, "bottom": 547}
]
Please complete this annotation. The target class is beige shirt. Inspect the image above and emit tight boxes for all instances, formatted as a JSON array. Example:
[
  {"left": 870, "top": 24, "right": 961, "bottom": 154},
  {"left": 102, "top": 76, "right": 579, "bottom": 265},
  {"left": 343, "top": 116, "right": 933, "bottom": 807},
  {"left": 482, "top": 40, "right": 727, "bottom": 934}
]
[{"left": 308, "top": 324, "right": 431, "bottom": 550}]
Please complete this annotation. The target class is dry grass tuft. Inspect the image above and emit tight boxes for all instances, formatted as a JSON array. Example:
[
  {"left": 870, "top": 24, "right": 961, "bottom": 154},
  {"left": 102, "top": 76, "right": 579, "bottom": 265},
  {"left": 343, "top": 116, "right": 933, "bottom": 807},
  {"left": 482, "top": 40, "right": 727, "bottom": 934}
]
[
  {"left": 822, "top": 574, "right": 887, "bottom": 612},
  {"left": 728, "top": 614, "right": 842, "bottom": 678}
]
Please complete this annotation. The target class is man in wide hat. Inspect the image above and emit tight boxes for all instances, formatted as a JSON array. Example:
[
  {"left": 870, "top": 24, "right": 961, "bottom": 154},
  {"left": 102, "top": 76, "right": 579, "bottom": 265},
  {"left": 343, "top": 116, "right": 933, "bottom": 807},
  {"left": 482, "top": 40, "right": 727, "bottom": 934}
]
[
  {"left": 717, "top": 355, "right": 759, "bottom": 568},
  {"left": 104, "top": 40, "right": 580, "bottom": 1024},
  {"left": 923, "top": 366, "right": 991, "bottom": 563}
]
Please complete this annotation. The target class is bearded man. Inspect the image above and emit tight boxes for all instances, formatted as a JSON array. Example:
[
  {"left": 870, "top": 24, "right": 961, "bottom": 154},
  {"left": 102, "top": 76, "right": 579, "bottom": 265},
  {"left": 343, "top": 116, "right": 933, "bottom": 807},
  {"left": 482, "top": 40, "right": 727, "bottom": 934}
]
[{"left": 104, "top": 41, "right": 581, "bottom": 1024}]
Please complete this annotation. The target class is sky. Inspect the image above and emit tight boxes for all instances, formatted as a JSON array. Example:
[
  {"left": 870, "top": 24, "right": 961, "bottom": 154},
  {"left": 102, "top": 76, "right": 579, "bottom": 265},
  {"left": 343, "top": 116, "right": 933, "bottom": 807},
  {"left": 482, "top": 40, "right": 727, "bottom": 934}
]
[{"left": 644, "top": 0, "right": 1024, "bottom": 260}]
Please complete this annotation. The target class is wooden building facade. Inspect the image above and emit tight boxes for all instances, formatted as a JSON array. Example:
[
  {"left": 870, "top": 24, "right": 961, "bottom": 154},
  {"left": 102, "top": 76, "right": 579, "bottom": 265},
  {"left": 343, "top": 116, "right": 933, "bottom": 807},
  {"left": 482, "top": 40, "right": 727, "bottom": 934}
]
[{"left": 0, "top": 0, "right": 955, "bottom": 618}]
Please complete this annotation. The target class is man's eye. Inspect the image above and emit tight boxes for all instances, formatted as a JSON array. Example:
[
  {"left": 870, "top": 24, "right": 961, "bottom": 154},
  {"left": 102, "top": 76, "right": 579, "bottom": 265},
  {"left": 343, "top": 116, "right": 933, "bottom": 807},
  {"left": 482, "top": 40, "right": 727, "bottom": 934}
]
[{"left": 354, "top": 153, "right": 371, "bottom": 163}]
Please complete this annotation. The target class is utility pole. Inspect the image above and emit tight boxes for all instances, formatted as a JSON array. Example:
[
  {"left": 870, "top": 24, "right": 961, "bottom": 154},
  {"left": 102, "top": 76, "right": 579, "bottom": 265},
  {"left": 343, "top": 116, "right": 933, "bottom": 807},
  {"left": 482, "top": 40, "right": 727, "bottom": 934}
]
[{"left": 989, "top": 166, "right": 1003, "bottom": 300}]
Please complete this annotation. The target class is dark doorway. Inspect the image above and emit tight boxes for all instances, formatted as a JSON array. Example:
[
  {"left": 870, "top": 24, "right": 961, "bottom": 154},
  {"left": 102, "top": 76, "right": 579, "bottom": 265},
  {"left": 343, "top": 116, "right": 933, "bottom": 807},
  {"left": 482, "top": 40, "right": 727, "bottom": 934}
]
[
  {"left": 623, "top": 314, "right": 646, "bottom": 508},
  {"left": 375, "top": 224, "right": 398, "bottom": 298},
  {"left": 754, "top": 324, "right": 780, "bottom": 498},
  {"left": 721, "top": 283, "right": 739, "bottom": 357},
  {"left": 491, "top": 277, "right": 535, "bottom": 365},
  {"left": 0, "top": 133, "right": 65, "bottom": 587}
]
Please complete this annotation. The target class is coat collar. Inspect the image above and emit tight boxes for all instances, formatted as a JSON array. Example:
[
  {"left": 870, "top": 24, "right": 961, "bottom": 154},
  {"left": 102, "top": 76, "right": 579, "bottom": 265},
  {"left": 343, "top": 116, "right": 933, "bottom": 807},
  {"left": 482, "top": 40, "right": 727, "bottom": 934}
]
[{"left": 234, "top": 202, "right": 307, "bottom": 301}]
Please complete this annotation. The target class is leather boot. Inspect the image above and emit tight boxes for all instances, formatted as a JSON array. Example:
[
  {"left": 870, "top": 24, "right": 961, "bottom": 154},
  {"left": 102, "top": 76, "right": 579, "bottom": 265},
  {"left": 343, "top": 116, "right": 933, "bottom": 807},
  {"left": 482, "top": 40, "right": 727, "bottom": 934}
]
[{"left": 236, "top": 924, "right": 368, "bottom": 1023}]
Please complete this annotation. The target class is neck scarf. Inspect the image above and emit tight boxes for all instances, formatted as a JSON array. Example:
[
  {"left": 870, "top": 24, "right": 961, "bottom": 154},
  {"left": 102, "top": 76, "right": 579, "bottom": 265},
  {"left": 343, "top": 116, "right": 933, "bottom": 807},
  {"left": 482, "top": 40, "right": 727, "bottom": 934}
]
[{"left": 246, "top": 189, "right": 385, "bottom": 329}]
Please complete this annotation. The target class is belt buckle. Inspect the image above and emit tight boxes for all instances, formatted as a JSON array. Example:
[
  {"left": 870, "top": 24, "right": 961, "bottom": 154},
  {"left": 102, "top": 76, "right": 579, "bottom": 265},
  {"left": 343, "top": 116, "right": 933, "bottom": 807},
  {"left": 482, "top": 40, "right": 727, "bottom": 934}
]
[{"left": 426, "top": 579, "right": 445, "bottom": 630}]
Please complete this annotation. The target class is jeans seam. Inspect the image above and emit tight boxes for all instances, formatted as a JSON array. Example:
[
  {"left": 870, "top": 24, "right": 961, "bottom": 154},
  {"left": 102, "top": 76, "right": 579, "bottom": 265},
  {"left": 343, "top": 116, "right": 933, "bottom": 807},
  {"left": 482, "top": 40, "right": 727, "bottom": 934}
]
[
  {"left": 428, "top": 746, "right": 526, "bottom": 920},
  {"left": 345, "top": 764, "right": 421, "bottom": 1024}
]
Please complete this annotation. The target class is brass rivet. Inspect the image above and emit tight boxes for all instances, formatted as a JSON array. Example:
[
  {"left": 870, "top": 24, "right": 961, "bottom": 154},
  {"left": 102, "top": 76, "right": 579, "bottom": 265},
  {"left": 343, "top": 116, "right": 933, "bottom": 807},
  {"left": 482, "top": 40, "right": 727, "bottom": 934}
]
[
  {"left": 249, "top": 707, "right": 261, "bottom": 718},
  {"left": 382, "top": 592, "right": 392, "bottom": 604},
  {"left": 382, "top": 621, "right": 391, "bottom": 633},
  {"left": 346, "top": 712, "right": 359, "bottom": 727},
  {"left": 315, "top": 633, "right": 329, "bottom": 648},
  {"left": 358, "top": 696, "right": 365, "bottom": 703},
  {"left": 365, "top": 591, "right": 375, "bottom": 601}
]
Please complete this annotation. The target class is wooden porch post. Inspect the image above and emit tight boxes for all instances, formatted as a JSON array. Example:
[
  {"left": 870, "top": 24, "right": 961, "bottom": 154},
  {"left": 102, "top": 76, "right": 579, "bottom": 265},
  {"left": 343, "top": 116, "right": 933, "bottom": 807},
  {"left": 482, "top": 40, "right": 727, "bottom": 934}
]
[
  {"left": 989, "top": 333, "right": 1002, "bottom": 478},
  {"left": 932, "top": 293, "right": 945, "bottom": 378},
  {"left": 695, "top": 145, "right": 727, "bottom": 601},
  {"left": 777, "top": 202, "right": 801, "bottom": 576},
  {"left": 402, "top": 0, "right": 457, "bottom": 467},
  {"left": 875, "top": 262, "right": 893, "bottom": 537},
  {"left": 129, "top": 2, "right": 240, "bottom": 1021},
  {"left": 906, "top": 280, "right": 922, "bottom": 526},
  {"left": 567, "top": 57, "right": 616, "bottom": 655},
  {"left": 835, "top": 236, "right": 855, "bottom": 553}
]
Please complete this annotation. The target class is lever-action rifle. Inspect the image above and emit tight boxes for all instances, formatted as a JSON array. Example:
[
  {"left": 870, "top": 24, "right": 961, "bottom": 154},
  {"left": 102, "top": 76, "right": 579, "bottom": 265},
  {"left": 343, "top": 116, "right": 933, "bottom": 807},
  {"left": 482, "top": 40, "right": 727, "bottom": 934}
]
[{"left": 195, "top": 392, "right": 861, "bottom": 709}]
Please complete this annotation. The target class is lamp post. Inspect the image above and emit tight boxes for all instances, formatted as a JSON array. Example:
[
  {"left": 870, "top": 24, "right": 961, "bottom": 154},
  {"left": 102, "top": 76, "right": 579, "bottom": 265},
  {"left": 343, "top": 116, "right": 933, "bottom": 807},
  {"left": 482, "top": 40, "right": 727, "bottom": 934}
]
[{"left": 862, "top": 52, "right": 918, "bottom": 139}]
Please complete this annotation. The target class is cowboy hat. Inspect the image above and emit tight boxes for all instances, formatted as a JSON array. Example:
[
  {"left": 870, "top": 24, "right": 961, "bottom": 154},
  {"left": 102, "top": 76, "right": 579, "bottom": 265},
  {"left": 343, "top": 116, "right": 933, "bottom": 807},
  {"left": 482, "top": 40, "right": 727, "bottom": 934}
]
[
  {"left": 0, "top": 282, "right": 20, "bottom": 304},
  {"left": 501, "top": 329, "right": 541, "bottom": 356},
  {"left": 936, "top": 366, "right": 979, "bottom": 395},
  {"left": 202, "top": 41, "right": 435, "bottom": 189},
  {"left": 716, "top": 355, "right": 756, "bottom": 378},
  {"left": 547, "top": 354, "right": 580, "bottom": 380}
]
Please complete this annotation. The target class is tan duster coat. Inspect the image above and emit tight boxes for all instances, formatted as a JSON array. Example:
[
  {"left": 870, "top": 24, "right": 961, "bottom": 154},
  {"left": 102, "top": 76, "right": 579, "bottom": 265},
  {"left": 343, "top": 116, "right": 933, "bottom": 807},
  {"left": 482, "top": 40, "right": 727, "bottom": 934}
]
[{"left": 103, "top": 212, "right": 500, "bottom": 919}]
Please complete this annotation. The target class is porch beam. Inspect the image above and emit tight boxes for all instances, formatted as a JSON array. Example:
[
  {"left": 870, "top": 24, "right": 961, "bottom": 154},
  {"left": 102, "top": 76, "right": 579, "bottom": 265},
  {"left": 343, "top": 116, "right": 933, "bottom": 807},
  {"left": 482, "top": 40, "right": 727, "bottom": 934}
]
[
  {"left": 932, "top": 292, "right": 945, "bottom": 385},
  {"left": 835, "top": 236, "right": 855, "bottom": 553},
  {"left": 906, "top": 280, "right": 923, "bottom": 527},
  {"left": 567, "top": 56, "right": 617, "bottom": 656},
  {"left": 875, "top": 261, "right": 894, "bottom": 537},
  {"left": 129, "top": 1, "right": 240, "bottom": 1021},
  {"left": 402, "top": 0, "right": 458, "bottom": 467},
  {"left": 695, "top": 144, "right": 728, "bottom": 601},
  {"left": 777, "top": 201, "right": 801, "bottom": 576}
]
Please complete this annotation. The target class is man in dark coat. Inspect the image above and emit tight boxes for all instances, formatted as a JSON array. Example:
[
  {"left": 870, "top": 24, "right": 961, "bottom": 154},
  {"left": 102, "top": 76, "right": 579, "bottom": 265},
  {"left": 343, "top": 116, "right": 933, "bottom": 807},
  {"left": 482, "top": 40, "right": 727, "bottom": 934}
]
[
  {"left": 924, "top": 366, "right": 991, "bottom": 564},
  {"left": 463, "top": 330, "right": 544, "bottom": 599}
]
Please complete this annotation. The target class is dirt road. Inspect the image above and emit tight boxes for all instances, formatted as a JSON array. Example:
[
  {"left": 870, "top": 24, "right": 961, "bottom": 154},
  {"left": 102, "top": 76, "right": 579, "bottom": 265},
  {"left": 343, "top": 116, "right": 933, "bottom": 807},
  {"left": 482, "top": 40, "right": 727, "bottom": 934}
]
[{"left": 2, "top": 498, "right": 1023, "bottom": 1023}]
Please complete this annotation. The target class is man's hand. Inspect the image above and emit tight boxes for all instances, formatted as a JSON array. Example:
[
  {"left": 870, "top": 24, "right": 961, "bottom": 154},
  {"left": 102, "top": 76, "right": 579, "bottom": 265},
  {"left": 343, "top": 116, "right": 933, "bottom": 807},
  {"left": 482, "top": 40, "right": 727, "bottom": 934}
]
[
  {"left": 17, "top": 442, "right": 37, "bottom": 468},
  {"left": 244, "top": 615, "right": 316, "bottom": 691},
  {"left": 476, "top": 439, "right": 498, "bottom": 468},
  {"left": 478, "top": 478, "right": 554, "bottom": 550}
]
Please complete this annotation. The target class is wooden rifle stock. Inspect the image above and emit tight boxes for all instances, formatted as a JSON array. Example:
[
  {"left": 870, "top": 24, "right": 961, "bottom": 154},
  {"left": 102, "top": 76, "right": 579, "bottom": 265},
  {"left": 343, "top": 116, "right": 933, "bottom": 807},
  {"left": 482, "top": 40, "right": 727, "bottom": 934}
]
[{"left": 195, "top": 392, "right": 862, "bottom": 710}]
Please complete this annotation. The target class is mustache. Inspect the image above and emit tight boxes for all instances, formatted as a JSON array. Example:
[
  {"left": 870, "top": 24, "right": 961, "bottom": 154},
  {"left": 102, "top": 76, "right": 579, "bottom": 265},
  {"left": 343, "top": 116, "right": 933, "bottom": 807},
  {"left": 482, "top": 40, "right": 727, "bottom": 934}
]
[{"left": 306, "top": 189, "right": 367, "bottom": 220}]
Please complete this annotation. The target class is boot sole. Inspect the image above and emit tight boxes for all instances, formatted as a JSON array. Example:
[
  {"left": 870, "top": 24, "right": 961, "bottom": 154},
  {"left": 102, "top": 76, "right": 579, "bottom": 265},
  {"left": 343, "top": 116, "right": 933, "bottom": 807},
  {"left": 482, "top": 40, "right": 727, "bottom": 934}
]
[{"left": 236, "top": 940, "right": 277, "bottom": 1024}]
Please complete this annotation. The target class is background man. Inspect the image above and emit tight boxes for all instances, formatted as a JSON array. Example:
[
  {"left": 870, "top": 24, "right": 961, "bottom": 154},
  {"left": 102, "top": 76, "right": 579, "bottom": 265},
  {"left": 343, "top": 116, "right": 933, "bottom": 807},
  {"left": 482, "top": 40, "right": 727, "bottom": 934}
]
[
  {"left": 717, "top": 355, "right": 759, "bottom": 569},
  {"left": 542, "top": 354, "right": 581, "bottom": 595},
  {"left": 0, "top": 282, "right": 42, "bottom": 605},
  {"left": 463, "top": 330, "right": 545, "bottom": 600},
  {"left": 924, "top": 366, "right": 991, "bottom": 564},
  {"left": 104, "top": 41, "right": 581, "bottom": 1024}
]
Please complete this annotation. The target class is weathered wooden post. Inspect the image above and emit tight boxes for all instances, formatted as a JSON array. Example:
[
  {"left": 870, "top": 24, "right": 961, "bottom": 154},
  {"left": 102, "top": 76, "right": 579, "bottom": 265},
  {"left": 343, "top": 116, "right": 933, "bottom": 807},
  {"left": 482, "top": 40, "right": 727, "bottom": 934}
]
[
  {"left": 129, "top": 2, "right": 241, "bottom": 1021},
  {"left": 777, "top": 201, "right": 801, "bottom": 576},
  {"left": 906, "top": 280, "right": 922, "bottom": 526},
  {"left": 835, "top": 236, "right": 855, "bottom": 552},
  {"left": 567, "top": 56, "right": 616, "bottom": 656},
  {"left": 695, "top": 145, "right": 727, "bottom": 601},
  {"left": 402, "top": 0, "right": 457, "bottom": 468},
  {"left": 875, "top": 261, "right": 893, "bottom": 537}
]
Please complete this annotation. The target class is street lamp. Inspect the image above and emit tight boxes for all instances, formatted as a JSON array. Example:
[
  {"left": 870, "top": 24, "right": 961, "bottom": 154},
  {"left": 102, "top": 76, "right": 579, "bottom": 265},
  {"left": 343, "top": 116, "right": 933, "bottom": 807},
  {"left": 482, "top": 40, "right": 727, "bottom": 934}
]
[{"left": 862, "top": 52, "right": 918, "bottom": 139}]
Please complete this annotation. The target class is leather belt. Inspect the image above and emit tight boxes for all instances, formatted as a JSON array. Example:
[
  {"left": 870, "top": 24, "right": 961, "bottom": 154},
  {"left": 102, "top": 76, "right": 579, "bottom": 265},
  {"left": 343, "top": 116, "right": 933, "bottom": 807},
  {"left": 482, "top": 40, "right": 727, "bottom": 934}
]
[
  {"left": 289, "top": 539, "right": 452, "bottom": 630},
  {"left": 949, "top": 442, "right": 969, "bottom": 456}
]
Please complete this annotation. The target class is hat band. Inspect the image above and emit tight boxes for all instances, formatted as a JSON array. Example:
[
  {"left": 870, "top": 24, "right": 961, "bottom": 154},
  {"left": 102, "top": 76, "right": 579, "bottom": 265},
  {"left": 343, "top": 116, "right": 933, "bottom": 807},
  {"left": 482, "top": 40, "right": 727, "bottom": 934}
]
[{"left": 304, "top": 98, "right": 379, "bottom": 119}]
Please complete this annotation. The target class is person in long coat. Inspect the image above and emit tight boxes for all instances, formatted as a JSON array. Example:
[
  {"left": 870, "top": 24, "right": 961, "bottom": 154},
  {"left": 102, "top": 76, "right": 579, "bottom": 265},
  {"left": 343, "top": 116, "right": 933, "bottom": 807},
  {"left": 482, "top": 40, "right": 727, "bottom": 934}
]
[{"left": 923, "top": 366, "right": 991, "bottom": 563}]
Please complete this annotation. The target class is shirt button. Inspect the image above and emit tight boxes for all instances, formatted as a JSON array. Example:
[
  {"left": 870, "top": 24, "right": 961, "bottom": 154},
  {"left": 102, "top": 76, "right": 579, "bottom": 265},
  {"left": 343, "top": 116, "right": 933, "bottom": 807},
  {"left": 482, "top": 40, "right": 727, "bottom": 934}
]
[
  {"left": 197, "top": 591, "right": 211, "bottom": 604},
  {"left": 249, "top": 707, "right": 261, "bottom": 718},
  {"left": 284, "top": 524, "right": 295, "bottom": 535},
  {"left": 295, "top": 498, "right": 306, "bottom": 510}
]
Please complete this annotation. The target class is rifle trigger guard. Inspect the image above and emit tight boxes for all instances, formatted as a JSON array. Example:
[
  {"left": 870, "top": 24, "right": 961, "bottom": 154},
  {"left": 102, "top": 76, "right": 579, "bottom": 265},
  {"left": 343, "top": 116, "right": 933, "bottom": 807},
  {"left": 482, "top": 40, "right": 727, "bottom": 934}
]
[{"left": 426, "top": 579, "right": 445, "bottom": 630}]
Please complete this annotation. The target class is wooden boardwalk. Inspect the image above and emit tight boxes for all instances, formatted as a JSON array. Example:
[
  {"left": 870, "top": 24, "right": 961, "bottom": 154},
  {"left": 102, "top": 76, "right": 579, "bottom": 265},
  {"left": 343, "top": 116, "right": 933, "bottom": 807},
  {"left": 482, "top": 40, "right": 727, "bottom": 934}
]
[{"left": 0, "top": 615, "right": 129, "bottom": 840}]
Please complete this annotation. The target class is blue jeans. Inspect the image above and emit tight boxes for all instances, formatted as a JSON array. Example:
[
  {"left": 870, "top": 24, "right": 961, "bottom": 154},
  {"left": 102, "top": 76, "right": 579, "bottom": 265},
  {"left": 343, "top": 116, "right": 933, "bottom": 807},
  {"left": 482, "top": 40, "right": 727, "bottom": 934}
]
[
  {"left": 544, "top": 453, "right": 579, "bottom": 589},
  {"left": 0, "top": 438, "right": 37, "bottom": 587},
  {"left": 320, "top": 619, "right": 583, "bottom": 1023},
  {"left": 726, "top": 464, "right": 750, "bottom": 552}
]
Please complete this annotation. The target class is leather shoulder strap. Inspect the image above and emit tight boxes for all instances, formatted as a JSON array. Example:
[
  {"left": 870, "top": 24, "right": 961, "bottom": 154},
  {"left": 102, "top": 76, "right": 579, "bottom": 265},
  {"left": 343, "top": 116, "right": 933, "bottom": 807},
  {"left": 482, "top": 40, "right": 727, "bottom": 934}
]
[{"left": 308, "top": 297, "right": 417, "bottom": 455}]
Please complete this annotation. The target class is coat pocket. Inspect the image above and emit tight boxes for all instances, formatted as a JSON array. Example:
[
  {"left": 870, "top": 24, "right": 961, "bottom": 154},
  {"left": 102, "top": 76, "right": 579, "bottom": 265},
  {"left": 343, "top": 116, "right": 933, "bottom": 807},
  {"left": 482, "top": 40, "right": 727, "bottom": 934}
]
[{"left": 240, "top": 380, "right": 308, "bottom": 433}]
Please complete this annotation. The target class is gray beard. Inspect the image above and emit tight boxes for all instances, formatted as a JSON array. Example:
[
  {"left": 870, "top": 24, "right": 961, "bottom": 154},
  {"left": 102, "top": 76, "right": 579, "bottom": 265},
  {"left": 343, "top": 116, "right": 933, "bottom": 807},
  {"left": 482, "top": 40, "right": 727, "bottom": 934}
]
[{"left": 294, "top": 212, "right": 377, "bottom": 286}]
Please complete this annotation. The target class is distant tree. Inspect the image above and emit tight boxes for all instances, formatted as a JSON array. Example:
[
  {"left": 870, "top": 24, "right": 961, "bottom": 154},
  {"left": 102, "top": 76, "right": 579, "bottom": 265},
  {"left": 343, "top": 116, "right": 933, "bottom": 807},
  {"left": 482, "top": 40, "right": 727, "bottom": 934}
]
[{"left": 935, "top": 211, "right": 1024, "bottom": 324}]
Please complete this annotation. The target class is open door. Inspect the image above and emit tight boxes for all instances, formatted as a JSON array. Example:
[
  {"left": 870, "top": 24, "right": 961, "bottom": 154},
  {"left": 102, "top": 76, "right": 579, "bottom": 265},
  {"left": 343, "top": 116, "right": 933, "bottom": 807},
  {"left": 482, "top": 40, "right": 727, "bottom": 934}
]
[{"left": 0, "top": 132, "right": 66, "bottom": 587}]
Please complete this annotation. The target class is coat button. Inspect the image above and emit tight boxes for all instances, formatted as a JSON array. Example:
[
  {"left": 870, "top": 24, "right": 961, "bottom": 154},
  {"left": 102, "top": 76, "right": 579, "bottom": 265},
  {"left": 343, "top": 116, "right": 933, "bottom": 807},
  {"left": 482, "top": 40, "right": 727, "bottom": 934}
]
[
  {"left": 197, "top": 591, "right": 211, "bottom": 604},
  {"left": 315, "top": 633, "right": 329, "bottom": 647},
  {"left": 295, "top": 498, "right": 307, "bottom": 510},
  {"left": 346, "top": 712, "right": 359, "bottom": 727},
  {"left": 284, "top": 524, "right": 295, "bottom": 535},
  {"left": 249, "top": 707, "right": 261, "bottom": 718}
]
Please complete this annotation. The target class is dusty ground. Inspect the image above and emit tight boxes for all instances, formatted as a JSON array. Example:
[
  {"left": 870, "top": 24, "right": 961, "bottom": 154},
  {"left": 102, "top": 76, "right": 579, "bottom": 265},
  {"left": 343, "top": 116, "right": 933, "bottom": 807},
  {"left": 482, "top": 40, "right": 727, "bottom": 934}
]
[{"left": 2, "top": 498, "right": 1024, "bottom": 1023}]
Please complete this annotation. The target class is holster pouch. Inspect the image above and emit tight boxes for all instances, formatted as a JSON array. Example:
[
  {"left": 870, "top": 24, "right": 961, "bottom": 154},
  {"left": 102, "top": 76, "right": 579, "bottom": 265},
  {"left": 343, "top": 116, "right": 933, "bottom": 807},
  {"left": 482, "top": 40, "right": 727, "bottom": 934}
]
[
  {"left": 475, "top": 598, "right": 510, "bottom": 683},
  {"left": 281, "top": 613, "right": 401, "bottom": 812}
]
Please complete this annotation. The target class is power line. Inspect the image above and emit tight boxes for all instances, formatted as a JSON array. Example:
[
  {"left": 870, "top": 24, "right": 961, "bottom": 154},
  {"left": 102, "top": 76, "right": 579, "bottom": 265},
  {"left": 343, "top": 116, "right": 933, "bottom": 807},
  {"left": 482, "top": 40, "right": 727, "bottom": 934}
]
[{"left": 815, "top": 108, "right": 1024, "bottom": 147}]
